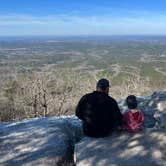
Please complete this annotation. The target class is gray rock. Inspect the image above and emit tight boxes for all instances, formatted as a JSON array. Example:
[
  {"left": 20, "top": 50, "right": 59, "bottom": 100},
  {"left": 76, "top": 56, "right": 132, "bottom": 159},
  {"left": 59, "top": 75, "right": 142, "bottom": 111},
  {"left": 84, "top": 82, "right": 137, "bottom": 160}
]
[
  {"left": 145, "top": 91, "right": 166, "bottom": 129},
  {"left": 75, "top": 130, "right": 166, "bottom": 166},
  {"left": 0, "top": 116, "right": 83, "bottom": 166},
  {"left": 0, "top": 91, "right": 165, "bottom": 166},
  {"left": 154, "top": 100, "right": 166, "bottom": 129}
]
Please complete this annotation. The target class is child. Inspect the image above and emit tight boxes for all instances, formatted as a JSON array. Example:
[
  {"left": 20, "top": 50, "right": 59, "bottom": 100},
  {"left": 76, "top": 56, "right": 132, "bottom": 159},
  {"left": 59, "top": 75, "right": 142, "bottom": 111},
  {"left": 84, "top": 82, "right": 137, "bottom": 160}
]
[{"left": 123, "top": 95, "right": 144, "bottom": 133}]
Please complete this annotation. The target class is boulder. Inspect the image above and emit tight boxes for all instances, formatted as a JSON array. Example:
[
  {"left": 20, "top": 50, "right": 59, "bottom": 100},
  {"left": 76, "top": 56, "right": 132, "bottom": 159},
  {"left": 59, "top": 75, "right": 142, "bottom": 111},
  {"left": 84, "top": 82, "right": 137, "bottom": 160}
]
[
  {"left": 0, "top": 91, "right": 165, "bottom": 166},
  {"left": 75, "top": 130, "right": 166, "bottom": 166},
  {"left": 0, "top": 116, "right": 83, "bottom": 166},
  {"left": 152, "top": 92, "right": 166, "bottom": 129}
]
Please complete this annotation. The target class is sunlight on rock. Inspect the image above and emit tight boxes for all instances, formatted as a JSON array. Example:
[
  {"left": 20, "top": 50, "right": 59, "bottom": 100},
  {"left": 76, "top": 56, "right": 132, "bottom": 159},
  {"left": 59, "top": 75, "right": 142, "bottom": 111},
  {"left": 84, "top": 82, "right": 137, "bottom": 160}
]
[
  {"left": 149, "top": 101, "right": 154, "bottom": 106},
  {"left": 75, "top": 130, "right": 166, "bottom": 166},
  {"left": 157, "top": 102, "right": 166, "bottom": 111},
  {"left": 131, "top": 134, "right": 142, "bottom": 139},
  {"left": 152, "top": 149, "right": 162, "bottom": 159},
  {"left": 120, "top": 145, "right": 145, "bottom": 159},
  {"left": 0, "top": 116, "right": 82, "bottom": 166},
  {"left": 128, "top": 140, "right": 139, "bottom": 147}
]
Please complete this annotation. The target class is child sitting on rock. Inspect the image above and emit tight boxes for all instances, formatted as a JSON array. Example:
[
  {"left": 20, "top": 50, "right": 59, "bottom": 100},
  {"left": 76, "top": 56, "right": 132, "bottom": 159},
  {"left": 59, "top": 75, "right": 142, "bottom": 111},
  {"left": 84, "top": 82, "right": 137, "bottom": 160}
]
[{"left": 123, "top": 95, "right": 144, "bottom": 133}]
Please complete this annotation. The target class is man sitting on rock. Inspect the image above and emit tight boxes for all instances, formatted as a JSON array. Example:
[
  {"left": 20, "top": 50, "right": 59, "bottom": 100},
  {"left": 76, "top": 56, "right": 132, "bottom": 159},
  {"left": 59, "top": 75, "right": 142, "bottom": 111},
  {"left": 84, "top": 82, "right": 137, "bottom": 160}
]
[{"left": 75, "top": 78, "right": 123, "bottom": 137}]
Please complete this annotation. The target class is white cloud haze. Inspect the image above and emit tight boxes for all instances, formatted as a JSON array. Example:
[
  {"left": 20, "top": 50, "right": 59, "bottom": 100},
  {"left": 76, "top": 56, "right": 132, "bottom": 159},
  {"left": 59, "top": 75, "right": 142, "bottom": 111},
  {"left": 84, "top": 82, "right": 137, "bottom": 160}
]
[{"left": 0, "top": 13, "right": 166, "bottom": 35}]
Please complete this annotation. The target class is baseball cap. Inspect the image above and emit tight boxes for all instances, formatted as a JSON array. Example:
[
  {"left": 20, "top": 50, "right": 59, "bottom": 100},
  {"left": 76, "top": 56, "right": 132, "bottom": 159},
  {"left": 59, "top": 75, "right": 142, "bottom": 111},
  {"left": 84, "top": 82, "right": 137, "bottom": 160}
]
[{"left": 97, "top": 78, "right": 110, "bottom": 88}]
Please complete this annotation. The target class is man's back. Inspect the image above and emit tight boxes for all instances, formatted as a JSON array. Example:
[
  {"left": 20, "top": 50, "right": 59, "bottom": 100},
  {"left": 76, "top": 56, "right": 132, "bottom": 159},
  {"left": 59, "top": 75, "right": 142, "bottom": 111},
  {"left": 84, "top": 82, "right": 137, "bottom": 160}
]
[{"left": 76, "top": 91, "right": 122, "bottom": 137}]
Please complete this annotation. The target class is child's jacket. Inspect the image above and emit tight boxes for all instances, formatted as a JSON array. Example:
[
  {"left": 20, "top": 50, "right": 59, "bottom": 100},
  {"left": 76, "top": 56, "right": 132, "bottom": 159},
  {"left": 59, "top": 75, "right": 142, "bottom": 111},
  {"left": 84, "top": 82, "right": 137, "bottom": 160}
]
[{"left": 123, "top": 109, "right": 144, "bottom": 132}]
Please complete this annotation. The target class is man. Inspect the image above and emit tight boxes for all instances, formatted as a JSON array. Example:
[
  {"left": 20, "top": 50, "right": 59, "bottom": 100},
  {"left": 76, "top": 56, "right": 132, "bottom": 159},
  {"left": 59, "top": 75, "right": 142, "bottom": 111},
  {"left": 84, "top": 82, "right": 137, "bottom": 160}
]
[{"left": 75, "top": 78, "right": 123, "bottom": 137}]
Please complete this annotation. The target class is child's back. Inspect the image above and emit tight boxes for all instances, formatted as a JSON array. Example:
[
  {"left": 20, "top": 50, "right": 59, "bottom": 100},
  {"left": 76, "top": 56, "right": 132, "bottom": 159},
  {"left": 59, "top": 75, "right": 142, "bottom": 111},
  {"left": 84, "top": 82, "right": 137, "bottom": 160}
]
[{"left": 123, "top": 95, "right": 144, "bottom": 133}]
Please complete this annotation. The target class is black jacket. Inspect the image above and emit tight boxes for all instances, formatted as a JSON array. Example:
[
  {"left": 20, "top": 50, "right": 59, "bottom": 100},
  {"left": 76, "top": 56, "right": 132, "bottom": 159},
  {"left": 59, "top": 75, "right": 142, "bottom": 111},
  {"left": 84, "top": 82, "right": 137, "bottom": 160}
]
[{"left": 76, "top": 91, "right": 123, "bottom": 137}]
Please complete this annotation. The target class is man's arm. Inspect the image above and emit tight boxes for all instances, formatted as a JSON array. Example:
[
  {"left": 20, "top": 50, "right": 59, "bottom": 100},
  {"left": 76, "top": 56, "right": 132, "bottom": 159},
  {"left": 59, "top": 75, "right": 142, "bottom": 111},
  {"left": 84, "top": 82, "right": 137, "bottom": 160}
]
[
  {"left": 75, "top": 95, "right": 87, "bottom": 120},
  {"left": 112, "top": 99, "right": 123, "bottom": 126}
]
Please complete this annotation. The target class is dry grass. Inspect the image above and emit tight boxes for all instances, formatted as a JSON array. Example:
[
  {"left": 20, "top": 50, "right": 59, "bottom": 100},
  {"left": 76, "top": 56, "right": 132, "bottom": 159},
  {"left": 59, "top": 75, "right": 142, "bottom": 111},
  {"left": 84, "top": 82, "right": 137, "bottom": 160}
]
[{"left": 0, "top": 68, "right": 165, "bottom": 122}]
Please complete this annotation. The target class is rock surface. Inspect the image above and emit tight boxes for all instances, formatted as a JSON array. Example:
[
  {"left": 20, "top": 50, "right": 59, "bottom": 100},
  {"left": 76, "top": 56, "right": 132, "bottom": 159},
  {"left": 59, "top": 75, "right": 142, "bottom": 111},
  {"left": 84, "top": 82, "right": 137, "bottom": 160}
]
[
  {"left": 75, "top": 130, "right": 166, "bottom": 166},
  {"left": 75, "top": 91, "right": 166, "bottom": 166},
  {"left": 0, "top": 91, "right": 165, "bottom": 166},
  {"left": 0, "top": 116, "right": 82, "bottom": 166}
]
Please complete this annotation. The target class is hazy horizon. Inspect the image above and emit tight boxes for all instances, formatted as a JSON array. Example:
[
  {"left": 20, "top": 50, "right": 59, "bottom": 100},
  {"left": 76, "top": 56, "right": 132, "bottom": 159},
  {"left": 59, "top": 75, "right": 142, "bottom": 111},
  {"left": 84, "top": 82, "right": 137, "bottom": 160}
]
[{"left": 1, "top": 35, "right": 166, "bottom": 43}]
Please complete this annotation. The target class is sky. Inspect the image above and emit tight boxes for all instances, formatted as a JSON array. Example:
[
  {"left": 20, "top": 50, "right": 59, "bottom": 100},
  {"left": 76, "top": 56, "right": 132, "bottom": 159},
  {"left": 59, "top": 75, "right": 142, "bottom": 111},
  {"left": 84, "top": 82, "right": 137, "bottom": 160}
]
[{"left": 0, "top": 0, "right": 166, "bottom": 36}]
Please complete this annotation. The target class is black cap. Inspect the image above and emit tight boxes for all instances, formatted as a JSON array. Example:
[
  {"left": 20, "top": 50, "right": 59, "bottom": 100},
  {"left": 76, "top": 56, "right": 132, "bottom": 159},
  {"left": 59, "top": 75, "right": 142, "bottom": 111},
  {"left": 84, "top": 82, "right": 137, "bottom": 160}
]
[{"left": 97, "top": 78, "right": 110, "bottom": 89}]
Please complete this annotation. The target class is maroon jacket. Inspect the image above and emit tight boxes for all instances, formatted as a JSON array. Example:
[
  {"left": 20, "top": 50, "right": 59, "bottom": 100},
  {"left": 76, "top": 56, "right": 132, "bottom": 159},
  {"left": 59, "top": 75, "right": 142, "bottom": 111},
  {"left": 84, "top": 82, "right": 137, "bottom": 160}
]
[{"left": 123, "top": 109, "right": 144, "bottom": 133}]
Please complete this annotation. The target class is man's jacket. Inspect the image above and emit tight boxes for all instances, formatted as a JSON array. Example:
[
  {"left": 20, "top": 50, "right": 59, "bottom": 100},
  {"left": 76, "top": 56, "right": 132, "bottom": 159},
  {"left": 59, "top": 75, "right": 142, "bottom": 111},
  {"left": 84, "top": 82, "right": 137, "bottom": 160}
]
[{"left": 75, "top": 91, "right": 123, "bottom": 137}]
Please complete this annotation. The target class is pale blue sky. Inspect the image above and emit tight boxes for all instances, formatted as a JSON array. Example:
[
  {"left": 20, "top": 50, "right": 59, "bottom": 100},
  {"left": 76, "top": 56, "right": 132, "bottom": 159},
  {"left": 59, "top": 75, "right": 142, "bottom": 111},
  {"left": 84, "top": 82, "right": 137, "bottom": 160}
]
[{"left": 0, "top": 0, "right": 166, "bottom": 36}]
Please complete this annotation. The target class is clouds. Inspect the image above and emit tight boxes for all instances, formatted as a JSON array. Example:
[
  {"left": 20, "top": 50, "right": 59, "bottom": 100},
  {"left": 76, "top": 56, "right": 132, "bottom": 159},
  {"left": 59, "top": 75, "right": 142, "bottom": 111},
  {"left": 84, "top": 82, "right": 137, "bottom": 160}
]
[{"left": 0, "top": 13, "right": 166, "bottom": 35}]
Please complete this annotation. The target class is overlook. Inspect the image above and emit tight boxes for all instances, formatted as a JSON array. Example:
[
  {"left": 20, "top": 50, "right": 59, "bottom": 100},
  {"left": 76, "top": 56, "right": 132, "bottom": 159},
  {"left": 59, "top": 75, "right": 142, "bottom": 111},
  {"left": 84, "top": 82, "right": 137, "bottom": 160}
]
[
  {"left": 0, "top": 91, "right": 165, "bottom": 166},
  {"left": 1, "top": 1, "right": 166, "bottom": 165}
]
